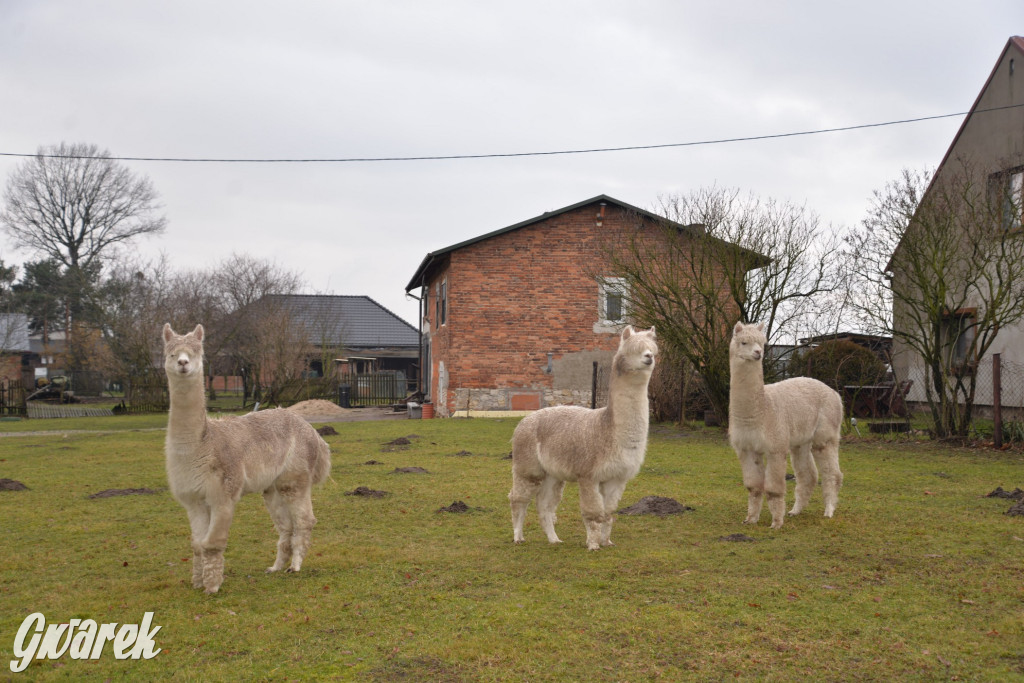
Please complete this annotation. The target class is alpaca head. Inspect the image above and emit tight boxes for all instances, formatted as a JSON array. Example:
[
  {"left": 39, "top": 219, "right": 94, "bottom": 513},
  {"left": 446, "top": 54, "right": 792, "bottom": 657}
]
[
  {"left": 614, "top": 325, "right": 658, "bottom": 376},
  {"left": 730, "top": 321, "right": 766, "bottom": 364},
  {"left": 162, "top": 323, "right": 205, "bottom": 379}
]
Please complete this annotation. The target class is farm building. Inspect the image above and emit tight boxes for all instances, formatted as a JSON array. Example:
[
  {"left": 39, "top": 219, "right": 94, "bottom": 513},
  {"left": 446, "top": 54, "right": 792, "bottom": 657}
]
[{"left": 404, "top": 194, "right": 758, "bottom": 417}]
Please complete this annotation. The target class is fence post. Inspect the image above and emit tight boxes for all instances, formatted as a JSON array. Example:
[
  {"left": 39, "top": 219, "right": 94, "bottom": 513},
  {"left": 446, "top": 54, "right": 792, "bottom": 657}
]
[
  {"left": 591, "top": 361, "right": 598, "bottom": 410},
  {"left": 993, "top": 353, "right": 1002, "bottom": 449}
]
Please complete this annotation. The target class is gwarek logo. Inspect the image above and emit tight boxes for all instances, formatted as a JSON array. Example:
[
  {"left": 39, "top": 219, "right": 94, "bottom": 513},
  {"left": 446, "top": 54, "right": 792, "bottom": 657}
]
[{"left": 10, "top": 612, "right": 161, "bottom": 673}]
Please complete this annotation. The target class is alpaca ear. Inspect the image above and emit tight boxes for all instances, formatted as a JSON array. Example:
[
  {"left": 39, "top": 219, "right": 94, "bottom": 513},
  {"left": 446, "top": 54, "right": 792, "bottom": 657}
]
[
  {"left": 733, "top": 321, "right": 745, "bottom": 336},
  {"left": 756, "top": 322, "right": 765, "bottom": 333},
  {"left": 162, "top": 323, "right": 175, "bottom": 343},
  {"left": 621, "top": 325, "right": 634, "bottom": 340},
  {"left": 648, "top": 326, "right": 656, "bottom": 337},
  {"left": 193, "top": 324, "right": 204, "bottom": 342}
]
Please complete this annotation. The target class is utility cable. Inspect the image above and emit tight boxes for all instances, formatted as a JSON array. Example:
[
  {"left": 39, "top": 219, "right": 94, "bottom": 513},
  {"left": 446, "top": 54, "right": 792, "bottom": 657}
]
[{"left": 0, "top": 103, "right": 1021, "bottom": 164}]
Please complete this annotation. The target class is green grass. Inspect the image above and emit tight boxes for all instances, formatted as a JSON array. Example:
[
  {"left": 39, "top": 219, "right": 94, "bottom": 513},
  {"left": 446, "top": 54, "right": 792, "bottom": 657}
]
[{"left": 1, "top": 417, "right": 1022, "bottom": 681}]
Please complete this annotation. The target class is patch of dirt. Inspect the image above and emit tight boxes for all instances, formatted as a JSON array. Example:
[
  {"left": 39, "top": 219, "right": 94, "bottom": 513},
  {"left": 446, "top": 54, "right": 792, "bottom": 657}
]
[
  {"left": 88, "top": 488, "right": 159, "bottom": 499},
  {"left": 363, "top": 460, "right": 384, "bottom": 465},
  {"left": 345, "top": 486, "right": 389, "bottom": 498},
  {"left": 719, "top": 533, "right": 758, "bottom": 542},
  {"left": 987, "top": 486, "right": 1024, "bottom": 500},
  {"left": 450, "top": 450, "right": 473, "bottom": 457},
  {"left": 438, "top": 500, "right": 470, "bottom": 513},
  {"left": 0, "top": 478, "right": 28, "bottom": 491},
  {"left": 316, "top": 425, "right": 338, "bottom": 436},
  {"left": 617, "top": 496, "right": 694, "bottom": 517},
  {"left": 381, "top": 436, "right": 416, "bottom": 452},
  {"left": 501, "top": 451, "right": 512, "bottom": 460},
  {"left": 1007, "top": 501, "right": 1024, "bottom": 517},
  {"left": 393, "top": 467, "right": 429, "bottom": 474},
  {"left": 287, "top": 399, "right": 352, "bottom": 419}
]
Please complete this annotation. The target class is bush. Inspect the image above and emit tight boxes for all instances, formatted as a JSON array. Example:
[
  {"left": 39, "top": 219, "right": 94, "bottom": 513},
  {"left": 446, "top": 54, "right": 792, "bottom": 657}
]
[{"left": 788, "top": 339, "right": 887, "bottom": 389}]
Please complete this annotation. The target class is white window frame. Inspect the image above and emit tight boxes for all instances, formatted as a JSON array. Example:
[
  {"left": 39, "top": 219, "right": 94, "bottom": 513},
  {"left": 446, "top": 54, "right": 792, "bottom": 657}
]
[
  {"left": 435, "top": 278, "right": 447, "bottom": 327},
  {"left": 598, "top": 277, "right": 628, "bottom": 326},
  {"left": 997, "top": 168, "right": 1024, "bottom": 232}
]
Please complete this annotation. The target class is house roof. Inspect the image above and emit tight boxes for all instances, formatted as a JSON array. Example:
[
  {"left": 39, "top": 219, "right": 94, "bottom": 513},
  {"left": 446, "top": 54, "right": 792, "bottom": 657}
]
[
  {"left": 0, "top": 314, "right": 30, "bottom": 352},
  {"left": 931, "top": 36, "right": 1024, "bottom": 183},
  {"left": 265, "top": 295, "right": 419, "bottom": 349},
  {"left": 405, "top": 194, "right": 765, "bottom": 292},
  {"left": 887, "top": 36, "right": 1024, "bottom": 272}
]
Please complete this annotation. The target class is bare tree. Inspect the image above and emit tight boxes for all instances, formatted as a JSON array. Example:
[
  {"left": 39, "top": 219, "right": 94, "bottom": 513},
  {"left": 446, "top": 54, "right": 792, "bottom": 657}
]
[
  {"left": 846, "top": 156, "right": 1024, "bottom": 438},
  {"left": 207, "top": 254, "right": 306, "bottom": 405},
  {"left": 96, "top": 253, "right": 310, "bottom": 405},
  {"left": 1, "top": 142, "right": 167, "bottom": 271},
  {"left": 1, "top": 142, "right": 167, "bottom": 370},
  {"left": 97, "top": 254, "right": 177, "bottom": 378},
  {"left": 601, "top": 187, "right": 843, "bottom": 421}
]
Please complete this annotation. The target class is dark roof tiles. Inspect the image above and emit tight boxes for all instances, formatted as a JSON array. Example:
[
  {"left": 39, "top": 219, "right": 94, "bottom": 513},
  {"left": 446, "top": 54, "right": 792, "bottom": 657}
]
[{"left": 265, "top": 295, "right": 419, "bottom": 348}]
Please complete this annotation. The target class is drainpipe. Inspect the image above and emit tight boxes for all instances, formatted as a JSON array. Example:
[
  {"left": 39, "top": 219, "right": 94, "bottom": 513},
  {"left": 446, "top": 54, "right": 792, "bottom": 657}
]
[{"left": 406, "top": 288, "right": 424, "bottom": 395}]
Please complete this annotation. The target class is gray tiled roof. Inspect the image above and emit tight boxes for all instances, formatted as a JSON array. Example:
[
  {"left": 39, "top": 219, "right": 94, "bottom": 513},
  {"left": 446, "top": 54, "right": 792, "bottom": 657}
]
[{"left": 266, "top": 295, "right": 419, "bottom": 349}]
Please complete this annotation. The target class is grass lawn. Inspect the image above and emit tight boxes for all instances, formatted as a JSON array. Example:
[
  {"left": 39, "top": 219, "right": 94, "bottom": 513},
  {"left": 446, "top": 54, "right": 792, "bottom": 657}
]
[{"left": 0, "top": 416, "right": 1022, "bottom": 681}]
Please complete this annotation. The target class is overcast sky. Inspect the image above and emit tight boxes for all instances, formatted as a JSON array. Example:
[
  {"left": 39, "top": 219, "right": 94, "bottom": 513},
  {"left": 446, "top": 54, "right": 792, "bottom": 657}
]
[{"left": 1, "top": 1, "right": 1021, "bottom": 327}]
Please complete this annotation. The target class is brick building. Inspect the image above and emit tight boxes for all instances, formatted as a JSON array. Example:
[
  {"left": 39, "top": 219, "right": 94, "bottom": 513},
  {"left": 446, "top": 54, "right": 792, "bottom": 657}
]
[{"left": 405, "top": 195, "right": 751, "bottom": 417}]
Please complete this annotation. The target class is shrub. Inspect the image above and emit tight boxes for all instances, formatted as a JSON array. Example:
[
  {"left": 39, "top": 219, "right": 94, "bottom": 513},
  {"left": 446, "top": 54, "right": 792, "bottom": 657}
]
[{"left": 788, "top": 339, "right": 887, "bottom": 389}]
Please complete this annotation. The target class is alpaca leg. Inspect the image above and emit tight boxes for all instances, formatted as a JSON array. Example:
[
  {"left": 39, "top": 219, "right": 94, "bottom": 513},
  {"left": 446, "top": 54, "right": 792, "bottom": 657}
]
[
  {"left": 263, "top": 488, "right": 294, "bottom": 573},
  {"left": 185, "top": 504, "right": 211, "bottom": 589},
  {"left": 788, "top": 444, "right": 819, "bottom": 516},
  {"left": 764, "top": 453, "right": 788, "bottom": 529},
  {"left": 578, "top": 479, "right": 608, "bottom": 551},
  {"left": 201, "top": 502, "right": 235, "bottom": 594},
  {"left": 285, "top": 490, "right": 317, "bottom": 572},
  {"left": 536, "top": 476, "right": 566, "bottom": 544},
  {"left": 813, "top": 441, "right": 843, "bottom": 517},
  {"left": 509, "top": 473, "right": 542, "bottom": 544},
  {"left": 598, "top": 479, "right": 629, "bottom": 547},
  {"left": 739, "top": 451, "right": 766, "bottom": 525}
]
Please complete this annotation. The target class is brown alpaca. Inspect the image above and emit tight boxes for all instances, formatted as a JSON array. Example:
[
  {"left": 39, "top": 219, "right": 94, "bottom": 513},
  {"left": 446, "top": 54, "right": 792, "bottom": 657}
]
[
  {"left": 509, "top": 326, "right": 657, "bottom": 550},
  {"left": 162, "top": 324, "right": 331, "bottom": 594}
]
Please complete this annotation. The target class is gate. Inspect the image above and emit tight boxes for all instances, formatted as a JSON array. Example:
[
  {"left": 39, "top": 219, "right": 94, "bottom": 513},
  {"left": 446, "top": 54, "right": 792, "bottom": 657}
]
[
  {"left": 0, "top": 379, "right": 26, "bottom": 417},
  {"left": 339, "top": 371, "right": 407, "bottom": 406}
]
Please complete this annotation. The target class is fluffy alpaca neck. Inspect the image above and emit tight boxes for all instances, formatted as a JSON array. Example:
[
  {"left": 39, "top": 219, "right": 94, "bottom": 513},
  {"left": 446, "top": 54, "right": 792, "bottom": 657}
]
[
  {"left": 729, "top": 357, "right": 767, "bottom": 424},
  {"left": 605, "top": 368, "right": 650, "bottom": 431},
  {"left": 167, "top": 375, "right": 208, "bottom": 444}
]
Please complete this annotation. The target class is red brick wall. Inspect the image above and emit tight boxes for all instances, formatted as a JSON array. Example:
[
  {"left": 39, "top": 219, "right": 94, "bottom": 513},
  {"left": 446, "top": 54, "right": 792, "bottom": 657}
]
[
  {"left": 424, "top": 201, "right": 660, "bottom": 414},
  {"left": 0, "top": 355, "right": 22, "bottom": 383}
]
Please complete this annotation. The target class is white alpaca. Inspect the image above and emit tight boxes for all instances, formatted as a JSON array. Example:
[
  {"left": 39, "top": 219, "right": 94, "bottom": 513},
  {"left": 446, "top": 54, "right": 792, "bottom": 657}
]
[
  {"left": 509, "top": 326, "right": 657, "bottom": 550},
  {"left": 162, "top": 324, "right": 331, "bottom": 594},
  {"left": 728, "top": 321, "right": 843, "bottom": 529}
]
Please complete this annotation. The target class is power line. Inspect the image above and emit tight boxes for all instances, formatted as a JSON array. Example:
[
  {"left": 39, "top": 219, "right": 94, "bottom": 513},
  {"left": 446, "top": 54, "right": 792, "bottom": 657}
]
[{"left": 1, "top": 104, "right": 1021, "bottom": 164}]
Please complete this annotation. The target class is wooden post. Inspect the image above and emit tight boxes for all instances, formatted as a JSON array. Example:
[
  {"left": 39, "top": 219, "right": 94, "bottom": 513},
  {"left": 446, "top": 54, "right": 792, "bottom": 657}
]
[
  {"left": 993, "top": 353, "right": 1002, "bottom": 449},
  {"left": 591, "top": 361, "right": 598, "bottom": 409}
]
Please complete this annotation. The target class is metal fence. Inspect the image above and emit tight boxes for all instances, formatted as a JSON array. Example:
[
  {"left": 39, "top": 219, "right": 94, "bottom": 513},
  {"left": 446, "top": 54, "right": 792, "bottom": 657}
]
[
  {"left": 264, "top": 371, "right": 410, "bottom": 408},
  {"left": 0, "top": 379, "right": 26, "bottom": 417},
  {"left": 124, "top": 375, "right": 170, "bottom": 414},
  {"left": 339, "top": 371, "right": 410, "bottom": 407},
  {"left": 901, "top": 354, "right": 1024, "bottom": 418}
]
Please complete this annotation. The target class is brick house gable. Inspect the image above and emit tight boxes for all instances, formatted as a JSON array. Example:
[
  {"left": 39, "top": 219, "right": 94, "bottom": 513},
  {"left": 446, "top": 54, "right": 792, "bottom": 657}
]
[{"left": 407, "top": 195, "right": 736, "bottom": 417}]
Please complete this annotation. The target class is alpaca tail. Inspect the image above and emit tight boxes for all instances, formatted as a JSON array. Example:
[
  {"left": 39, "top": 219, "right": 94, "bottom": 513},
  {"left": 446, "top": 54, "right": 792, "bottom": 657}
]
[{"left": 312, "top": 435, "right": 332, "bottom": 485}]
